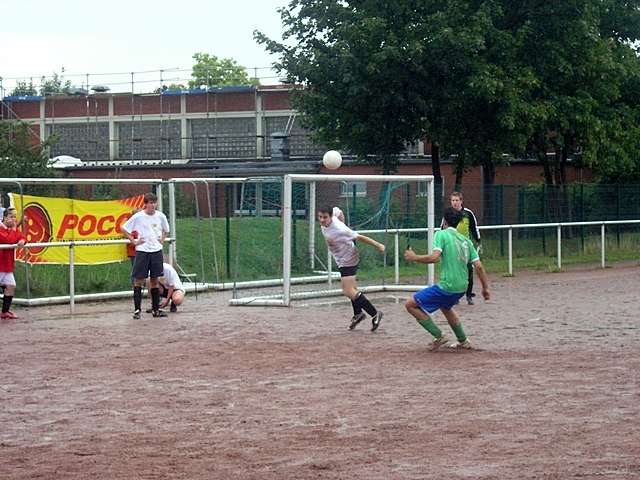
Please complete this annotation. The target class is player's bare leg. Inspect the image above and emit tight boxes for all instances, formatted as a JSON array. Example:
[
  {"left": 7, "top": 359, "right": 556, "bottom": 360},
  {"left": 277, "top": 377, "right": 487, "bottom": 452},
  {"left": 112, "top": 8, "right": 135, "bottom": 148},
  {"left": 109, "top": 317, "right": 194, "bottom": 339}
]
[{"left": 170, "top": 290, "right": 185, "bottom": 312}]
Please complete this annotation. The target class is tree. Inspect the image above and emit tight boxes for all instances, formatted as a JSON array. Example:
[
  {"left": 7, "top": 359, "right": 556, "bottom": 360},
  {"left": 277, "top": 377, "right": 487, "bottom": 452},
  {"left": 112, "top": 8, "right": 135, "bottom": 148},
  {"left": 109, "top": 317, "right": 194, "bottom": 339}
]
[
  {"left": 255, "top": 1, "right": 527, "bottom": 179},
  {"left": 10, "top": 69, "right": 74, "bottom": 96},
  {"left": 10, "top": 80, "right": 37, "bottom": 96},
  {"left": 583, "top": 1, "right": 640, "bottom": 183},
  {"left": 502, "top": 1, "right": 640, "bottom": 186},
  {"left": 257, "top": 0, "right": 640, "bottom": 187},
  {"left": 417, "top": 1, "right": 535, "bottom": 196},
  {"left": 0, "top": 121, "right": 57, "bottom": 178},
  {"left": 256, "top": 1, "right": 433, "bottom": 173},
  {"left": 188, "top": 53, "right": 259, "bottom": 88},
  {"left": 581, "top": 44, "right": 640, "bottom": 183},
  {"left": 39, "top": 69, "right": 72, "bottom": 96}
]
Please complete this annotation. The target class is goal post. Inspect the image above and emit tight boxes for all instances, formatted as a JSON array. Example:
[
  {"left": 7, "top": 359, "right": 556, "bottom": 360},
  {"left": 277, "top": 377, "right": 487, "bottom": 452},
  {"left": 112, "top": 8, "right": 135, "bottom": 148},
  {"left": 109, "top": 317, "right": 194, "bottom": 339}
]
[{"left": 229, "top": 173, "right": 435, "bottom": 307}]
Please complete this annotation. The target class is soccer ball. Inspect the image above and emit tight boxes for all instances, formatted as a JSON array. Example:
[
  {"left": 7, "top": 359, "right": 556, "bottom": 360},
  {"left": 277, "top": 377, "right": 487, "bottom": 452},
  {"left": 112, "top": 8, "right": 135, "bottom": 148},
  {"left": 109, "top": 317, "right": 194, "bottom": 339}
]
[{"left": 322, "top": 150, "right": 342, "bottom": 170}]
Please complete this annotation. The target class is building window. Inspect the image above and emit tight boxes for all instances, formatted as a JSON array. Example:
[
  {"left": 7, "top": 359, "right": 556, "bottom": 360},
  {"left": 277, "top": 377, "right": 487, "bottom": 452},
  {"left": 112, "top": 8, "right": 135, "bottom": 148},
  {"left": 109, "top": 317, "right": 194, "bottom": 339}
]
[
  {"left": 339, "top": 181, "right": 367, "bottom": 197},
  {"left": 416, "top": 182, "right": 430, "bottom": 197}
]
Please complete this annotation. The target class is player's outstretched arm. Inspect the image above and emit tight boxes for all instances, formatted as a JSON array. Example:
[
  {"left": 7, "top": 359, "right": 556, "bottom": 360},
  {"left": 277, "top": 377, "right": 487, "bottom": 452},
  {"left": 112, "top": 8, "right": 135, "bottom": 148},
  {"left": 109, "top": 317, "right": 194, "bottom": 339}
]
[
  {"left": 404, "top": 247, "right": 441, "bottom": 264},
  {"left": 473, "top": 259, "right": 490, "bottom": 300},
  {"left": 355, "top": 234, "right": 385, "bottom": 253}
]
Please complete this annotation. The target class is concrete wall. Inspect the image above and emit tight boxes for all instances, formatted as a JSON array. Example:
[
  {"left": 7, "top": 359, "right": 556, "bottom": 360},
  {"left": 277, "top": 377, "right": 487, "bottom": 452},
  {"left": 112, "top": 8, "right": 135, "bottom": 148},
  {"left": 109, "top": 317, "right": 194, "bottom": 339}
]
[
  {"left": 117, "top": 120, "right": 181, "bottom": 160},
  {"left": 49, "top": 122, "right": 110, "bottom": 160},
  {"left": 190, "top": 117, "right": 256, "bottom": 158}
]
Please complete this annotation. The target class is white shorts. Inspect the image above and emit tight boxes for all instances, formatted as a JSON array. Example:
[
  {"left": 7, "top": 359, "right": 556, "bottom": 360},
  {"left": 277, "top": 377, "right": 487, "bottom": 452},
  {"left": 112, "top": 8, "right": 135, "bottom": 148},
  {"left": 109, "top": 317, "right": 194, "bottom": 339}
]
[{"left": 0, "top": 272, "right": 16, "bottom": 286}]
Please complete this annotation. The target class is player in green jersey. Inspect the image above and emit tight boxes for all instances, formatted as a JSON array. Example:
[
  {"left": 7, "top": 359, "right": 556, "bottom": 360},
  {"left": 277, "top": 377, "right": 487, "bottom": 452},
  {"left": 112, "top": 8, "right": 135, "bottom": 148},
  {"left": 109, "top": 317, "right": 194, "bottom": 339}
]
[{"left": 405, "top": 207, "right": 490, "bottom": 351}]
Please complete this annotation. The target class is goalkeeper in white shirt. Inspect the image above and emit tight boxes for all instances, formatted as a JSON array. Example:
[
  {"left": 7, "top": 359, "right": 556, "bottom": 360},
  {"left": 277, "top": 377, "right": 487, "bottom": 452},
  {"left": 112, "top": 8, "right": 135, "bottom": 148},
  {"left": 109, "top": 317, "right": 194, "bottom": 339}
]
[{"left": 318, "top": 206, "right": 386, "bottom": 331}]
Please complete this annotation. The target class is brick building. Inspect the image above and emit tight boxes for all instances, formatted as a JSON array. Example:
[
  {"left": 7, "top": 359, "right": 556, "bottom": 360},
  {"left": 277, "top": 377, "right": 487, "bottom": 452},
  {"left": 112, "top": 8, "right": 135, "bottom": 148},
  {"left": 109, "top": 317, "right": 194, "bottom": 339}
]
[{"left": 1, "top": 86, "right": 592, "bottom": 223}]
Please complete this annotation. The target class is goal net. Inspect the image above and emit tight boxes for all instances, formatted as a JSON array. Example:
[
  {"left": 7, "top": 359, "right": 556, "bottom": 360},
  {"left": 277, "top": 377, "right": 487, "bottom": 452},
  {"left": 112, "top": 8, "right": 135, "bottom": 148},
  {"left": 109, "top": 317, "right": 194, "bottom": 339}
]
[{"left": 229, "top": 174, "right": 435, "bottom": 306}]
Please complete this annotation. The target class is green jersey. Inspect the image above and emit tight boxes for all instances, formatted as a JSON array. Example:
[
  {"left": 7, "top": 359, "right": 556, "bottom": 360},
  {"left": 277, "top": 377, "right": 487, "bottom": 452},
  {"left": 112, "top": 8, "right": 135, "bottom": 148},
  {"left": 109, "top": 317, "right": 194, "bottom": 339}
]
[{"left": 433, "top": 227, "right": 480, "bottom": 293}]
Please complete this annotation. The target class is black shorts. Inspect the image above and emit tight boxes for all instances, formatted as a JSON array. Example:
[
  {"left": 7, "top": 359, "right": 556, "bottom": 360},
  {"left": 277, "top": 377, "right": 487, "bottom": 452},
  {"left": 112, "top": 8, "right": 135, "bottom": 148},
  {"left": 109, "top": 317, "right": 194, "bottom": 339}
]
[
  {"left": 338, "top": 264, "right": 358, "bottom": 278},
  {"left": 132, "top": 250, "right": 164, "bottom": 280}
]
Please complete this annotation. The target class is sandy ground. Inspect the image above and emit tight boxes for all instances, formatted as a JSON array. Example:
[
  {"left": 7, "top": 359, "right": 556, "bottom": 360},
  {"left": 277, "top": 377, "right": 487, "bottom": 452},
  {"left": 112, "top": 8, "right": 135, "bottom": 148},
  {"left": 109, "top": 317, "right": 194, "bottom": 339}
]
[{"left": 1, "top": 264, "right": 639, "bottom": 479}]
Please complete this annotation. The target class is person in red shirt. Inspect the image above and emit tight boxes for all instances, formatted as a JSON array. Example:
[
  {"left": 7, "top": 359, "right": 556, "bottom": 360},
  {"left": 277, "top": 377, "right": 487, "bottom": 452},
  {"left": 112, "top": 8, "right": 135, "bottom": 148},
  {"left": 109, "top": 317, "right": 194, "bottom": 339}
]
[
  {"left": 0, "top": 207, "right": 26, "bottom": 319},
  {"left": 126, "top": 230, "right": 139, "bottom": 261},
  {"left": 126, "top": 230, "right": 139, "bottom": 285},
  {"left": 126, "top": 209, "right": 141, "bottom": 286}
]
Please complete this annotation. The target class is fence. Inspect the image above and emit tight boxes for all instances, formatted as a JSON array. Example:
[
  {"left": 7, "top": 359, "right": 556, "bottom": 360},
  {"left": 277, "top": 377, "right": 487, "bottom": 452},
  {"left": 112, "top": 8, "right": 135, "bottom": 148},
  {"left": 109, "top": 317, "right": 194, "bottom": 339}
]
[
  {"left": 5, "top": 217, "right": 637, "bottom": 312},
  {"left": 358, "top": 219, "right": 640, "bottom": 284},
  {"left": 439, "top": 183, "right": 640, "bottom": 227},
  {"left": 0, "top": 238, "right": 182, "bottom": 314},
  {"left": 1, "top": 175, "right": 638, "bottom": 312},
  {"left": 0, "top": 176, "right": 249, "bottom": 311}
]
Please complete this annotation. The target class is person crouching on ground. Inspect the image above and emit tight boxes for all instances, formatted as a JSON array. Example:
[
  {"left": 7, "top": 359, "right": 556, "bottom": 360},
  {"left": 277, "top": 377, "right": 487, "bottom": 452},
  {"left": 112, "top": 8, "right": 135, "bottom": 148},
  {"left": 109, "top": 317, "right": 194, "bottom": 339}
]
[
  {"left": 0, "top": 208, "right": 26, "bottom": 319},
  {"left": 146, "top": 262, "right": 185, "bottom": 313}
]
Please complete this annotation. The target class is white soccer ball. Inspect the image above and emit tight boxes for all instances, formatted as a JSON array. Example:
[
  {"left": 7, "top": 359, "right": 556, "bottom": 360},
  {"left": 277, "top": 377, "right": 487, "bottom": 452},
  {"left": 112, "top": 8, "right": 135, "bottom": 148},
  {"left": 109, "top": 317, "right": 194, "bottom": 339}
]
[{"left": 322, "top": 150, "right": 342, "bottom": 170}]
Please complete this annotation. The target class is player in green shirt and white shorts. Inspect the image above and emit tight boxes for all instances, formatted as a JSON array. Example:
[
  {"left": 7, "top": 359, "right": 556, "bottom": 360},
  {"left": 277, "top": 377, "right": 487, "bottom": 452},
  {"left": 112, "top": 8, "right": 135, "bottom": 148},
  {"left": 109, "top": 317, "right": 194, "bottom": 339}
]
[{"left": 404, "top": 207, "right": 491, "bottom": 351}]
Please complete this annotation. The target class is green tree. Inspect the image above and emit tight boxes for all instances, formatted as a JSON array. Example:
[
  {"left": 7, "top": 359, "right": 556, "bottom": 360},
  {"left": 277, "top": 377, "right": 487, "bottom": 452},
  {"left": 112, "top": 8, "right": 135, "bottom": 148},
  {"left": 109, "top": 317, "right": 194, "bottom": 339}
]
[
  {"left": 503, "top": 1, "right": 640, "bottom": 185},
  {"left": 418, "top": 1, "right": 535, "bottom": 192},
  {"left": 0, "top": 121, "right": 57, "bottom": 177},
  {"left": 257, "top": 0, "right": 640, "bottom": 186},
  {"left": 40, "top": 69, "right": 72, "bottom": 96},
  {"left": 255, "top": 0, "right": 528, "bottom": 179},
  {"left": 188, "top": 53, "right": 259, "bottom": 88},
  {"left": 256, "top": 1, "right": 432, "bottom": 173},
  {"left": 9, "top": 69, "right": 73, "bottom": 96},
  {"left": 584, "top": 0, "right": 640, "bottom": 183},
  {"left": 581, "top": 47, "right": 640, "bottom": 183},
  {"left": 10, "top": 80, "right": 38, "bottom": 96}
]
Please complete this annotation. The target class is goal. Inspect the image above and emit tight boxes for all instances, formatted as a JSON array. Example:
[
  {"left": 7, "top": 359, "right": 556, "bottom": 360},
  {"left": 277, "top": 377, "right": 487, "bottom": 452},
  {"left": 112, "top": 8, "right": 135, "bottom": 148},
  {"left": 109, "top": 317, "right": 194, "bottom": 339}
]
[{"left": 229, "top": 174, "right": 435, "bottom": 306}]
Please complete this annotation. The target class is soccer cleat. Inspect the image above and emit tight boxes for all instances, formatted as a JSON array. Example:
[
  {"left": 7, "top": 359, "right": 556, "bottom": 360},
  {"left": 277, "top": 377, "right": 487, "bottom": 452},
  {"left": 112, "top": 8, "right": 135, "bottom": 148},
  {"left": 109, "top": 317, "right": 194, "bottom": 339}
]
[
  {"left": 145, "top": 308, "right": 154, "bottom": 314},
  {"left": 428, "top": 334, "right": 450, "bottom": 351},
  {"left": 133, "top": 309, "right": 141, "bottom": 320},
  {"left": 349, "top": 312, "right": 366, "bottom": 330},
  {"left": 152, "top": 310, "right": 168, "bottom": 318},
  {"left": 371, "top": 311, "right": 384, "bottom": 332},
  {"left": 449, "top": 339, "right": 473, "bottom": 350},
  {"left": 466, "top": 295, "right": 474, "bottom": 305},
  {"left": 1, "top": 311, "right": 17, "bottom": 320},
  {"left": 170, "top": 303, "right": 178, "bottom": 313}
]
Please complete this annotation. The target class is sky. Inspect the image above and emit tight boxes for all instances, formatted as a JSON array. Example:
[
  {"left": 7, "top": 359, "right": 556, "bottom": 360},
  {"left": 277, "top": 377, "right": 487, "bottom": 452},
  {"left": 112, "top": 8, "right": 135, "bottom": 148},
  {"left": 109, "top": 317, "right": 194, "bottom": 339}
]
[{"left": 0, "top": 0, "right": 289, "bottom": 95}]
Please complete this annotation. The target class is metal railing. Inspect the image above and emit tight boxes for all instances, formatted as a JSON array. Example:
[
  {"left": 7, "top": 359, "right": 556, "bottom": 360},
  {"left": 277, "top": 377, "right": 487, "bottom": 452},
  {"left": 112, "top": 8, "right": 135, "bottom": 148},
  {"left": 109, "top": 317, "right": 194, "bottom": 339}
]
[
  {"left": 358, "top": 219, "right": 640, "bottom": 282},
  {"left": 0, "top": 238, "right": 177, "bottom": 315},
  {"left": 2, "top": 218, "right": 637, "bottom": 314}
]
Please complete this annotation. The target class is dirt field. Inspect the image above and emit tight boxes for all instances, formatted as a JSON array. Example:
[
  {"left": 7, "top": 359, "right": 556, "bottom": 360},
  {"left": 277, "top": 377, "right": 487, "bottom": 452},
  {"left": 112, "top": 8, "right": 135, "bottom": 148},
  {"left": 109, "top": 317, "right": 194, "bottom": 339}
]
[{"left": 1, "top": 264, "right": 639, "bottom": 479}]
